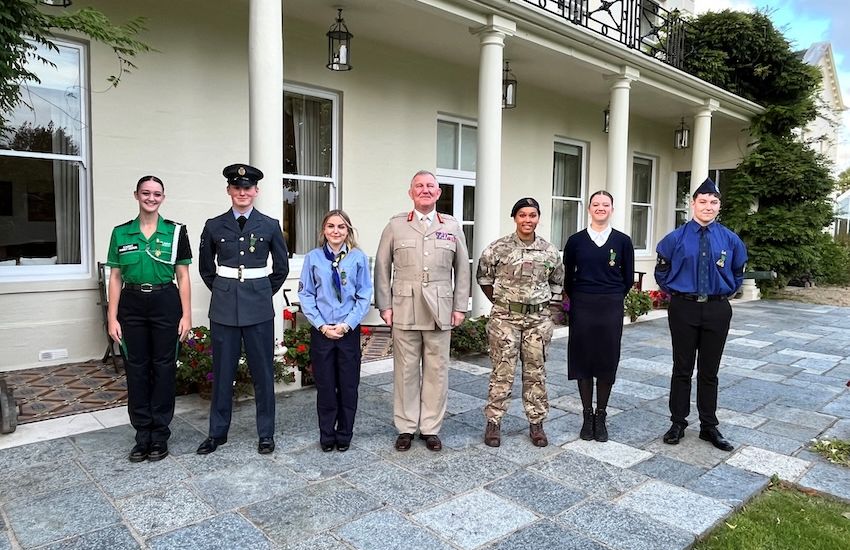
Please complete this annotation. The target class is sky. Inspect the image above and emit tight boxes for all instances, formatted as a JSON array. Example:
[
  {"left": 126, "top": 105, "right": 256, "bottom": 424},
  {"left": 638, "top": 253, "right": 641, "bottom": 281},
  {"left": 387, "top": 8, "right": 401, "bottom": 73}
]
[{"left": 693, "top": 0, "right": 850, "bottom": 172}]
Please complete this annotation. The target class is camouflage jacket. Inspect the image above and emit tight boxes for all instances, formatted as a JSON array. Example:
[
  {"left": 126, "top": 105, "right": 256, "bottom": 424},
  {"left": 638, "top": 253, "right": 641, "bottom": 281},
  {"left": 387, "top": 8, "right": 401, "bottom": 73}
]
[{"left": 477, "top": 232, "right": 564, "bottom": 305}]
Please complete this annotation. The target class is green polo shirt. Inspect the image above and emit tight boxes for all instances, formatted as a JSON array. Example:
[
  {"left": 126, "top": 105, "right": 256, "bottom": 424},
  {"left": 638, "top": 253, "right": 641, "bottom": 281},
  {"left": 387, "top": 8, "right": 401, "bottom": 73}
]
[{"left": 106, "top": 216, "right": 192, "bottom": 285}]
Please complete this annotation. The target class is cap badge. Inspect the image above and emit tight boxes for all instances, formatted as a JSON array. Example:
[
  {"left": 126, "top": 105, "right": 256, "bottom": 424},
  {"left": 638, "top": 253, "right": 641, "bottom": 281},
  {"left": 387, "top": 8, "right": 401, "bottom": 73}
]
[{"left": 237, "top": 166, "right": 246, "bottom": 176}]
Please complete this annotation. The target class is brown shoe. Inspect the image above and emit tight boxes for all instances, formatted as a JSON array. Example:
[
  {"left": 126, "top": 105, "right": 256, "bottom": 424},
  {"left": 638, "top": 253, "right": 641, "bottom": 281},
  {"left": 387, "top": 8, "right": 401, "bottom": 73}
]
[
  {"left": 419, "top": 433, "right": 442, "bottom": 452},
  {"left": 484, "top": 421, "right": 501, "bottom": 447},
  {"left": 529, "top": 423, "right": 548, "bottom": 447},
  {"left": 395, "top": 433, "right": 414, "bottom": 452}
]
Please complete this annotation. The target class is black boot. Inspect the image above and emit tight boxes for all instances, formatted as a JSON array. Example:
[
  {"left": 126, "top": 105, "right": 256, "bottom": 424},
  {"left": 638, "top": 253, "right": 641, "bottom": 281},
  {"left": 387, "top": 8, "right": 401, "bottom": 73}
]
[
  {"left": 580, "top": 408, "right": 595, "bottom": 440},
  {"left": 594, "top": 409, "right": 608, "bottom": 442}
]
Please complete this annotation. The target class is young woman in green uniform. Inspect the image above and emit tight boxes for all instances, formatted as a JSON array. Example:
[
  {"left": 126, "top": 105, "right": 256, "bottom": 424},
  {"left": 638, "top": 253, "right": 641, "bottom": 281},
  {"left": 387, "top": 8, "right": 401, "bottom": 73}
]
[{"left": 106, "top": 175, "right": 192, "bottom": 463}]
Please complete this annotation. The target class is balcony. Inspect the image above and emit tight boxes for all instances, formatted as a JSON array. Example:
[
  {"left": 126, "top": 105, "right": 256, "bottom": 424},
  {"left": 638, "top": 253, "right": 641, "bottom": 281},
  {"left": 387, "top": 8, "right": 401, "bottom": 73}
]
[{"left": 520, "top": 0, "right": 693, "bottom": 71}]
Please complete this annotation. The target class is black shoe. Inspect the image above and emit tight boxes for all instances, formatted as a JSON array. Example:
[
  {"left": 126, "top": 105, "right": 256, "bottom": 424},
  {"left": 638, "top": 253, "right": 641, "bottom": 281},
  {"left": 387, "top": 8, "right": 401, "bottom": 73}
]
[
  {"left": 258, "top": 437, "right": 275, "bottom": 454},
  {"left": 337, "top": 443, "right": 350, "bottom": 452},
  {"left": 594, "top": 410, "right": 608, "bottom": 442},
  {"left": 700, "top": 428, "right": 734, "bottom": 451},
  {"left": 148, "top": 442, "right": 169, "bottom": 461},
  {"left": 321, "top": 443, "right": 335, "bottom": 452},
  {"left": 395, "top": 433, "right": 414, "bottom": 452},
  {"left": 196, "top": 436, "right": 227, "bottom": 455},
  {"left": 579, "top": 409, "right": 595, "bottom": 441},
  {"left": 663, "top": 424, "right": 685, "bottom": 445},
  {"left": 128, "top": 443, "right": 149, "bottom": 463}
]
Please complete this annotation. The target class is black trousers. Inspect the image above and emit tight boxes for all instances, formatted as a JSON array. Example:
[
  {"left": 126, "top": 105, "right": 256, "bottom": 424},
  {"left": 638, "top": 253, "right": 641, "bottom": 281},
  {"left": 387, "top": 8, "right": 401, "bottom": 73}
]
[
  {"left": 118, "top": 285, "right": 182, "bottom": 445},
  {"left": 310, "top": 327, "right": 361, "bottom": 446},
  {"left": 209, "top": 320, "right": 276, "bottom": 439},
  {"left": 667, "top": 295, "right": 732, "bottom": 429}
]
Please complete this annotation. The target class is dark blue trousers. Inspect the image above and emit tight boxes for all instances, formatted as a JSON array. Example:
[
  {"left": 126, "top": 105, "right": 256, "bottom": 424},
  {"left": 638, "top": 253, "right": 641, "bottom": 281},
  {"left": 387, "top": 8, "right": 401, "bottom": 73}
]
[
  {"left": 118, "top": 285, "right": 181, "bottom": 445},
  {"left": 310, "top": 327, "right": 361, "bottom": 446},
  {"left": 209, "top": 319, "right": 275, "bottom": 438}
]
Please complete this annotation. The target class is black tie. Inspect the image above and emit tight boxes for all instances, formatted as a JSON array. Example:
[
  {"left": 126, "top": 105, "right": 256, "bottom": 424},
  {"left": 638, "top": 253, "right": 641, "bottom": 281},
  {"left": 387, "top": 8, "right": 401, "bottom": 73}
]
[
  {"left": 698, "top": 226, "right": 710, "bottom": 297},
  {"left": 237, "top": 215, "right": 247, "bottom": 230}
]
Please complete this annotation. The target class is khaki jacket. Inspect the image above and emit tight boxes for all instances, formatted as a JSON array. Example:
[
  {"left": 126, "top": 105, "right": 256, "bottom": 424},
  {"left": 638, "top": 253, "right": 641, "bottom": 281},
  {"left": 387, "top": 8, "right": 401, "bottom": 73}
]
[{"left": 374, "top": 211, "right": 471, "bottom": 330}]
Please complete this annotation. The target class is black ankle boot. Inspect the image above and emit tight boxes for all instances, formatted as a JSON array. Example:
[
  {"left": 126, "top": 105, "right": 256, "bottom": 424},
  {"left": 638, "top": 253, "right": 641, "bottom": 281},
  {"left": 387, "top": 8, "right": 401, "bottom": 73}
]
[
  {"left": 580, "top": 408, "right": 595, "bottom": 440},
  {"left": 594, "top": 409, "right": 608, "bottom": 442}
]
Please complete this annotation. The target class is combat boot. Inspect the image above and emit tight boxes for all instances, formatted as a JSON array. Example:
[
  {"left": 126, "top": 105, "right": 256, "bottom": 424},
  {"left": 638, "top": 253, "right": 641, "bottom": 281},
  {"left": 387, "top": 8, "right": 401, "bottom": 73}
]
[
  {"left": 484, "top": 420, "right": 501, "bottom": 447},
  {"left": 529, "top": 423, "right": 548, "bottom": 447},
  {"left": 594, "top": 409, "right": 608, "bottom": 442},
  {"left": 580, "top": 408, "right": 595, "bottom": 441}
]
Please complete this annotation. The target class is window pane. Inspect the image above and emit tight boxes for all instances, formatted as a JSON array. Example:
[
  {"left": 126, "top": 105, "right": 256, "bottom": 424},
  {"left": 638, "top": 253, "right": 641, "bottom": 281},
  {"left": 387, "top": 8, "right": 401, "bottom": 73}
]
[
  {"left": 632, "top": 158, "right": 652, "bottom": 203},
  {"left": 676, "top": 172, "right": 691, "bottom": 210},
  {"left": 436, "top": 183, "right": 454, "bottom": 215},
  {"left": 553, "top": 145, "right": 581, "bottom": 198},
  {"left": 462, "top": 185, "right": 475, "bottom": 222},
  {"left": 0, "top": 157, "right": 81, "bottom": 265},
  {"left": 0, "top": 43, "right": 83, "bottom": 155},
  {"left": 631, "top": 205, "right": 649, "bottom": 249},
  {"left": 460, "top": 125, "right": 477, "bottom": 172},
  {"left": 675, "top": 209, "right": 688, "bottom": 228},
  {"left": 436, "top": 121, "right": 458, "bottom": 170},
  {"left": 462, "top": 224, "right": 473, "bottom": 255},
  {"left": 283, "top": 93, "right": 332, "bottom": 178},
  {"left": 551, "top": 199, "right": 580, "bottom": 250},
  {"left": 282, "top": 178, "right": 330, "bottom": 255}
]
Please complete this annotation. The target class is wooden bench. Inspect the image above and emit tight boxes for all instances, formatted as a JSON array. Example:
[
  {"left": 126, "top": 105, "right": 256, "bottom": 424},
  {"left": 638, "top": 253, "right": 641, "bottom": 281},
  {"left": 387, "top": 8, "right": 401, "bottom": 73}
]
[{"left": 97, "top": 262, "right": 122, "bottom": 372}]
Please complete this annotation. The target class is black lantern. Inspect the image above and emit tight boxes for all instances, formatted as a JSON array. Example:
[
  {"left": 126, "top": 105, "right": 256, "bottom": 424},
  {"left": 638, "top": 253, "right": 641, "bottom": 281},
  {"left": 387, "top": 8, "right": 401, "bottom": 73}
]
[
  {"left": 40, "top": 0, "right": 72, "bottom": 6},
  {"left": 674, "top": 117, "right": 690, "bottom": 149},
  {"left": 326, "top": 9, "right": 353, "bottom": 72},
  {"left": 502, "top": 61, "right": 517, "bottom": 109},
  {"left": 603, "top": 104, "right": 610, "bottom": 133}
]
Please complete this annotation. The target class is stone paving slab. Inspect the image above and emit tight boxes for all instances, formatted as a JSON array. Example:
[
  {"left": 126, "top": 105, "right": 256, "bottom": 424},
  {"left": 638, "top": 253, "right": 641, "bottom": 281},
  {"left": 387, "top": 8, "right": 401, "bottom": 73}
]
[
  {"left": 335, "top": 509, "right": 453, "bottom": 550},
  {"left": 531, "top": 450, "right": 648, "bottom": 498},
  {"left": 726, "top": 446, "right": 811, "bottom": 481},
  {"left": 147, "top": 513, "right": 274, "bottom": 550},
  {"left": 485, "top": 519, "right": 608, "bottom": 550},
  {"left": 485, "top": 469, "right": 587, "bottom": 517},
  {"left": 797, "top": 462, "right": 850, "bottom": 502},
  {"left": 618, "top": 480, "right": 732, "bottom": 536},
  {"left": 340, "top": 461, "right": 451, "bottom": 514},
  {"left": 563, "top": 438, "right": 652, "bottom": 468},
  {"left": 684, "top": 463, "right": 769, "bottom": 506},
  {"left": 117, "top": 484, "right": 214, "bottom": 538},
  {"left": 39, "top": 524, "right": 141, "bottom": 550}
]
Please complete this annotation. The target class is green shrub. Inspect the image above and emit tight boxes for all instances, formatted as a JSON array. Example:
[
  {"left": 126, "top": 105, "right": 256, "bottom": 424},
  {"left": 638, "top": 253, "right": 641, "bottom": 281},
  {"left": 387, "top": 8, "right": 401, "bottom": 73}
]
[
  {"left": 813, "top": 235, "right": 850, "bottom": 286},
  {"left": 624, "top": 288, "right": 653, "bottom": 322},
  {"left": 450, "top": 316, "right": 489, "bottom": 357}
]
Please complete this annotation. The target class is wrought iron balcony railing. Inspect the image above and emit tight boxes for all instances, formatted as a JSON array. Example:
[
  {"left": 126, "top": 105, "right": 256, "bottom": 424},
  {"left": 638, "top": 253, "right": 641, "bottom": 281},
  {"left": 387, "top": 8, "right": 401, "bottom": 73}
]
[{"left": 520, "top": 0, "right": 693, "bottom": 70}]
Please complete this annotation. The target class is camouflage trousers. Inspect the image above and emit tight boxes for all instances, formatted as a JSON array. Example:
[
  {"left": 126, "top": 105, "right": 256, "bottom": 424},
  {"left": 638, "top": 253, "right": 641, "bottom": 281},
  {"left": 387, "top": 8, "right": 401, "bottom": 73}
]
[{"left": 484, "top": 308, "right": 554, "bottom": 424}]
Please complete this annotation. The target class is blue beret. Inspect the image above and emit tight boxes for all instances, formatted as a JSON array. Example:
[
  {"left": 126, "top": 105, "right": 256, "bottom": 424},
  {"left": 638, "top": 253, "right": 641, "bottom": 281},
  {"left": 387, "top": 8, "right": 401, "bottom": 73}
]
[
  {"left": 223, "top": 163, "right": 263, "bottom": 187},
  {"left": 692, "top": 178, "right": 720, "bottom": 198}
]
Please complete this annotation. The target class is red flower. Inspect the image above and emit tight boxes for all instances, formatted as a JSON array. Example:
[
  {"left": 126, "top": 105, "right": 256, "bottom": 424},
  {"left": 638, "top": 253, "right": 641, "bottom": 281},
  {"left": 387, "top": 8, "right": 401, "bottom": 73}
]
[
  {"left": 361, "top": 326, "right": 372, "bottom": 336},
  {"left": 194, "top": 330, "right": 204, "bottom": 339},
  {"left": 297, "top": 344, "right": 307, "bottom": 353},
  {"left": 283, "top": 309, "right": 295, "bottom": 321}
]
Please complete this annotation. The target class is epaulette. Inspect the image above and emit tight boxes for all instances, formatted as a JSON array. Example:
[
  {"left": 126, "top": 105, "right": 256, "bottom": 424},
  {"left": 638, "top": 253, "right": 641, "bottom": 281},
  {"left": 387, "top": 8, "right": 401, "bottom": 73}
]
[
  {"left": 163, "top": 219, "right": 180, "bottom": 225},
  {"left": 117, "top": 219, "right": 134, "bottom": 227}
]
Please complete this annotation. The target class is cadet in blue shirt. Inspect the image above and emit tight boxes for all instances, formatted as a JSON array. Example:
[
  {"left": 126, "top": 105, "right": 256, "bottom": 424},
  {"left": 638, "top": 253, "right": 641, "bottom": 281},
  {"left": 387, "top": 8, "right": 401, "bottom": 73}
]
[
  {"left": 655, "top": 178, "right": 747, "bottom": 452},
  {"left": 298, "top": 210, "right": 373, "bottom": 452}
]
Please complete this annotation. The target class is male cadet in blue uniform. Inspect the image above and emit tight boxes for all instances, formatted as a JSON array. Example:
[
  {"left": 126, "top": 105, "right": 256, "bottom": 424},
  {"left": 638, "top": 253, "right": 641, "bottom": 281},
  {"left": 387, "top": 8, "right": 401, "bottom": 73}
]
[
  {"left": 655, "top": 178, "right": 747, "bottom": 452},
  {"left": 196, "top": 164, "right": 289, "bottom": 455}
]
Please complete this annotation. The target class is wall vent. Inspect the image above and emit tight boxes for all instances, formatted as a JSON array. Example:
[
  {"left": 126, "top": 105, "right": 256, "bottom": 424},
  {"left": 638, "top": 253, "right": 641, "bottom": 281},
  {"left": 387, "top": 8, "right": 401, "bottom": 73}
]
[{"left": 38, "top": 349, "right": 69, "bottom": 362}]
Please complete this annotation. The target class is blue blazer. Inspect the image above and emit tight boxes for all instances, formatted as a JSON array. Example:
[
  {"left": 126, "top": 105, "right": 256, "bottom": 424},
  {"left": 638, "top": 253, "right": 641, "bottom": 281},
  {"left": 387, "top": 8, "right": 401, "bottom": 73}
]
[{"left": 199, "top": 209, "right": 289, "bottom": 326}]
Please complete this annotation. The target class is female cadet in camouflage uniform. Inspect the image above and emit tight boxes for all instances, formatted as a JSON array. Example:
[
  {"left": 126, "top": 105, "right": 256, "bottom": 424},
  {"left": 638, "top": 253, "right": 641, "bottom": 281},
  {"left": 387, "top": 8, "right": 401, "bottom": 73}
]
[
  {"left": 476, "top": 198, "right": 564, "bottom": 447},
  {"left": 107, "top": 175, "right": 192, "bottom": 463}
]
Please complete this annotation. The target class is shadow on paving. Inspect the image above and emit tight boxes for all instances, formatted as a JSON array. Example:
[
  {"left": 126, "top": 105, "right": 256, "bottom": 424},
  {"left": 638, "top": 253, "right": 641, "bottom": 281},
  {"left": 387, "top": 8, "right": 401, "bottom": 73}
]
[{"left": 1, "top": 300, "right": 849, "bottom": 549}]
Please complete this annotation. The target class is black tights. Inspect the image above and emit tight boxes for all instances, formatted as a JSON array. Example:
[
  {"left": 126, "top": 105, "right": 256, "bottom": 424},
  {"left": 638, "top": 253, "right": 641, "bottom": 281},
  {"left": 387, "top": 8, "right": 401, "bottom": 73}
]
[{"left": 577, "top": 378, "right": 613, "bottom": 411}]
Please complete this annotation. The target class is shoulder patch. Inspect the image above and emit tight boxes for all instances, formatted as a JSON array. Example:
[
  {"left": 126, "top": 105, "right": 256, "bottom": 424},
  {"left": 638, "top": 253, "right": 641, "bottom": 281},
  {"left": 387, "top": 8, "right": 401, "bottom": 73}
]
[{"left": 298, "top": 280, "right": 304, "bottom": 292}]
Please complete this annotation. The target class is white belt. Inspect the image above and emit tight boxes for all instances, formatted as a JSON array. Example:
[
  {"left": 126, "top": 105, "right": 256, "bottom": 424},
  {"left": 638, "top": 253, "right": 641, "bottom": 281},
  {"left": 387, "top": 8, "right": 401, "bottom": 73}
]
[{"left": 217, "top": 265, "right": 268, "bottom": 281}]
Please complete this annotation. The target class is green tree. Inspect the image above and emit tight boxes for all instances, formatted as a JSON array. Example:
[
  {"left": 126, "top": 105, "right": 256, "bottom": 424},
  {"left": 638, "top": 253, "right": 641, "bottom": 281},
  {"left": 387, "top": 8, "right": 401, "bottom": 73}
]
[
  {"left": 684, "top": 9, "right": 834, "bottom": 288},
  {"left": 0, "top": 0, "right": 151, "bottom": 130},
  {"left": 837, "top": 168, "right": 850, "bottom": 194}
]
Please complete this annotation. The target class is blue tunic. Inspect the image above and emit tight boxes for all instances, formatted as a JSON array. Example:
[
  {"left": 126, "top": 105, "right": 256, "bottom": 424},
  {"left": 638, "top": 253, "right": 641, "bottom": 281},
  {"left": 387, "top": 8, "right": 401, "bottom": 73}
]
[{"left": 298, "top": 246, "right": 373, "bottom": 329}]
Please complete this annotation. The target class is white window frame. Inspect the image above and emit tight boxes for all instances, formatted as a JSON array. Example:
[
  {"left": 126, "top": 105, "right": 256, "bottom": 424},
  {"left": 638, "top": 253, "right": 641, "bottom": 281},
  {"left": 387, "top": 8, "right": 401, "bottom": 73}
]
[
  {"left": 0, "top": 38, "right": 92, "bottom": 283},
  {"left": 435, "top": 114, "right": 477, "bottom": 240},
  {"left": 630, "top": 154, "right": 656, "bottom": 254},
  {"left": 551, "top": 138, "right": 588, "bottom": 249},
  {"left": 282, "top": 83, "right": 340, "bottom": 266}
]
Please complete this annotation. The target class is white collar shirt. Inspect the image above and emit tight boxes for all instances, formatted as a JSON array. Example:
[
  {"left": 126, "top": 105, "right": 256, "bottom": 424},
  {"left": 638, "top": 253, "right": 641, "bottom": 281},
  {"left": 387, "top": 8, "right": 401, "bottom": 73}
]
[{"left": 587, "top": 225, "right": 612, "bottom": 248}]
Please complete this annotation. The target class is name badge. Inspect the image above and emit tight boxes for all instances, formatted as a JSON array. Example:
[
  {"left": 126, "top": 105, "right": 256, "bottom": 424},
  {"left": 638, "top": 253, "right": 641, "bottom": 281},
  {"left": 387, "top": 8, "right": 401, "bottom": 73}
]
[
  {"left": 118, "top": 244, "right": 139, "bottom": 254},
  {"left": 521, "top": 261, "right": 534, "bottom": 276}
]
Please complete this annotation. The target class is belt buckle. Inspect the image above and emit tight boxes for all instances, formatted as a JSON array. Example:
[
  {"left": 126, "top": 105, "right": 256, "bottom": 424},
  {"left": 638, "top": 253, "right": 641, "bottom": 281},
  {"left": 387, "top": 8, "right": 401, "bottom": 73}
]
[
  {"left": 140, "top": 283, "right": 153, "bottom": 293},
  {"left": 697, "top": 294, "right": 708, "bottom": 303},
  {"left": 238, "top": 266, "right": 244, "bottom": 282},
  {"left": 422, "top": 272, "right": 430, "bottom": 283}
]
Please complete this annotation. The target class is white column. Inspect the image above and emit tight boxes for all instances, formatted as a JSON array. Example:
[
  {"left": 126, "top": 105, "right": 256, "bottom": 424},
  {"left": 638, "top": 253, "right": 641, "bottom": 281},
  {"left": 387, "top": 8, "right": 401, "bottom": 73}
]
[
  {"left": 690, "top": 99, "right": 719, "bottom": 194},
  {"left": 249, "top": 0, "right": 285, "bottom": 336},
  {"left": 604, "top": 67, "right": 639, "bottom": 232},
  {"left": 470, "top": 15, "right": 516, "bottom": 318}
]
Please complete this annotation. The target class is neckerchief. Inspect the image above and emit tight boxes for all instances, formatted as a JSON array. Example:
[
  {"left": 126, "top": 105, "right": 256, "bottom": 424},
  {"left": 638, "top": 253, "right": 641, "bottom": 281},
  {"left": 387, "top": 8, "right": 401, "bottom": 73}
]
[{"left": 323, "top": 244, "right": 347, "bottom": 301}]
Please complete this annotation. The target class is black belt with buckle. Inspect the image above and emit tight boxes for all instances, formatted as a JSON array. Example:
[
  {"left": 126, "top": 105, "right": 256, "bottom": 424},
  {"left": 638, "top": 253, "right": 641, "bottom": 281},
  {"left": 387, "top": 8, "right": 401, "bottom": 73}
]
[
  {"left": 497, "top": 301, "right": 547, "bottom": 314},
  {"left": 124, "top": 283, "right": 173, "bottom": 293},
  {"left": 673, "top": 292, "right": 727, "bottom": 303}
]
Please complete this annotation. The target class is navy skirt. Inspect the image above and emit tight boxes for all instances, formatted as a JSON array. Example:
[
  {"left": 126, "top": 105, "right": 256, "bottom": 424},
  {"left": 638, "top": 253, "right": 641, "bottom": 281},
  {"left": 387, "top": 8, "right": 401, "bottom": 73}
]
[{"left": 567, "top": 291, "right": 625, "bottom": 382}]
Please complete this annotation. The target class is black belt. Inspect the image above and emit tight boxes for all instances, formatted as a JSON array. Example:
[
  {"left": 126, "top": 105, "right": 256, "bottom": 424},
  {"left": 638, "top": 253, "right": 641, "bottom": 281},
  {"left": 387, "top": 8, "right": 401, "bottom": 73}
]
[
  {"left": 496, "top": 300, "right": 548, "bottom": 314},
  {"left": 124, "top": 283, "right": 173, "bottom": 293},
  {"left": 672, "top": 292, "right": 727, "bottom": 303}
]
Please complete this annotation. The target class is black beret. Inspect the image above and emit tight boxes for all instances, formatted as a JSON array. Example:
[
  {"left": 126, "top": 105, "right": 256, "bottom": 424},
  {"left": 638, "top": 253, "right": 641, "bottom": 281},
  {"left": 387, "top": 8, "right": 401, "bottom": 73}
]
[
  {"left": 223, "top": 163, "right": 264, "bottom": 187},
  {"left": 511, "top": 197, "right": 540, "bottom": 217},
  {"left": 692, "top": 177, "right": 720, "bottom": 199}
]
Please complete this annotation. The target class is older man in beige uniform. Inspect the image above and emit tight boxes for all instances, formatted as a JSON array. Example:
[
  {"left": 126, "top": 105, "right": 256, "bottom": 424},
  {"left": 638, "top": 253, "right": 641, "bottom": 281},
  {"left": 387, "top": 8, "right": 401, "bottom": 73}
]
[{"left": 375, "top": 170, "right": 471, "bottom": 452}]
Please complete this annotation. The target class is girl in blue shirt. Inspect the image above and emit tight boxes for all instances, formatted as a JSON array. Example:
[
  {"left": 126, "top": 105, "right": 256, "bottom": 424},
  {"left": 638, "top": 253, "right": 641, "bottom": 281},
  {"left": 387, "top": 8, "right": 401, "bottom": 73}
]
[{"left": 298, "top": 210, "right": 373, "bottom": 452}]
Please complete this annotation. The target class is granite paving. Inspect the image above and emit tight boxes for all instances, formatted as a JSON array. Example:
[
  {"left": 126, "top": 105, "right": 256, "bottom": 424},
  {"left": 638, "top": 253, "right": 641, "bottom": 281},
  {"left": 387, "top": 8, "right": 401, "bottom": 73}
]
[{"left": 1, "top": 299, "right": 849, "bottom": 549}]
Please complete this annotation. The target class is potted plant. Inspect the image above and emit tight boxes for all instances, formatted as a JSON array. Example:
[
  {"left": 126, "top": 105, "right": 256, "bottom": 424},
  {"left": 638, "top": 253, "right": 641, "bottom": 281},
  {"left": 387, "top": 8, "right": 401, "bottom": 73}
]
[
  {"left": 282, "top": 325, "right": 313, "bottom": 386},
  {"left": 624, "top": 288, "right": 653, "bottom": 322}
]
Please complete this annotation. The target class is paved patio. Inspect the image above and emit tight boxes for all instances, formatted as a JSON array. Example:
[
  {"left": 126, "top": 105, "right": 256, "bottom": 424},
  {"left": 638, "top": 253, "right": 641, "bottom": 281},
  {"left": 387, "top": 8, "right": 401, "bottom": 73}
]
[{"left": 1, "top": 300, "right": 849, "bottom": 549}]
